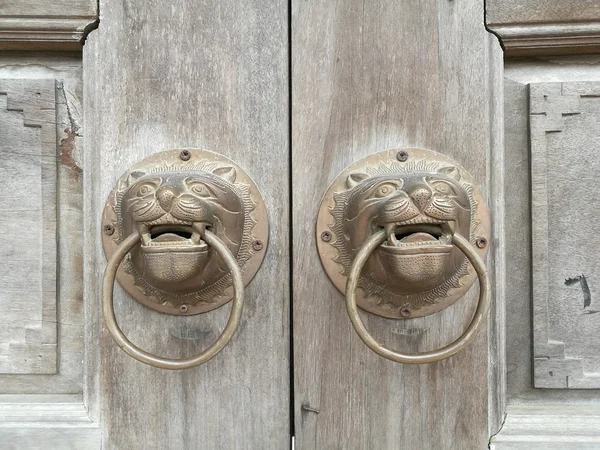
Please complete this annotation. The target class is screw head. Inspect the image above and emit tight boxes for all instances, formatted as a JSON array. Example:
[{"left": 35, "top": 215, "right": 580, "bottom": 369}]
[
  {"left": 400, "top": 307, "right": 412, "bottom": 318},
  {"left": 179, "top": 150, "right": 191, "bottom": 161},
  {"left": 321, "top": 231, "right": 332, "bottom": 242},
  {"left": 396, "top": 151, "right": 409, "bottom": 162},
  {"left": 179, "top": 304, "right": 189, "bottom": 313},
  {"left": 252, "top": 240, "right": 264, "bottom": 251},
  {"left": 476, "top": 237, "right": 488, "bottom": 249},
  {"left": 103, "top": 224, "right": 115, "bottom": 235}
]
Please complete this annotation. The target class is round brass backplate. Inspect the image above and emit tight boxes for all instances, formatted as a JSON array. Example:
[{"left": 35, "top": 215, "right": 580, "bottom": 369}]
[
  {"left": 316, "top": 148, "right": 490, "bottom": 319},
  {"left": 102, "top": 148, "right": 269, "bottom": 316}
]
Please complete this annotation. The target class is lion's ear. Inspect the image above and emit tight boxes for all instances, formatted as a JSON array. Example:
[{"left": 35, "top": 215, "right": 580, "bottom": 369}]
[
  {"left": 438, "top": 166, "right": 461, "bottom": 182},
  {"left": 346, "top": 172, "right": 369, "bottom": 189},
  {"left": 213, "top": 166, "right": 237, "bottom": 183},
  {"left": 118, "top": 170, "right": 146, "bottom": 190}
]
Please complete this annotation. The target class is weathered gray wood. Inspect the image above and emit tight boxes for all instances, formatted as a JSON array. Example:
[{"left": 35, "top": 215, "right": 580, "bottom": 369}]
[
  {"left": 530, "top": 81, "right": 600, "bottom": 389},
  {"left": 0, "top": 55, "right": 94, "bottom": 448},
  {"left": 502, "top": 59, "right": 600, "bottom": 411},
  {"left": 0, "top": 79, "right": 57, "bottom": 375},
  {"left": 83, "top": 1, "right": 289, "bottom": 447},
  {"left": 491, "top": 405, "right": 600, "bottom": 449},
  {"left": 0, "top": 395, "right": 100, "bottom": 450},
  {"left": 486, "top": 0, "right": 600, "bottom": 55},
  {"left": 0, "top": 1, "right": 97, "bottom": 49},
  {"left": 292, "top": 1, "right": 503, "bottom": 448},
  {"left": 0, "top": 55, "right": 84, "bottom": 395}
]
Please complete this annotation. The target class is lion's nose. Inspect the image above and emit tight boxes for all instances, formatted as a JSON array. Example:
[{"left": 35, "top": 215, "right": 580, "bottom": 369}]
[
  {"left": 156, "top": 186, "right": 177, "bottom": 210},
  {"left": 409, "top": 187, "right": 432, "bottom": 211}
]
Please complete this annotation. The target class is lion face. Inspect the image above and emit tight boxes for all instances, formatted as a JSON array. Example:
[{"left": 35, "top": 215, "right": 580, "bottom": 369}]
[
  {"left": 338, "top": 166, "right": 471, "bottom": 296},
  {"left": 118, "top": 166, "right": 244, "bottom": 294}
]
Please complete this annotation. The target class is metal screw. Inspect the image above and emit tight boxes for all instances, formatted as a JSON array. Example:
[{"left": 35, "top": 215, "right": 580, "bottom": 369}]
[
  {"left": 103, "top": 224, "right": 115, "bottom": 235},
  {"left": 179, "top": 304, "right": 189, "bottom": 313},
  {"left": 179, "top": 150, "right": 191, "bottom": 161},
  {"left": 252, "top": 240, "right": 264, "bottom": 251},
  {"left": 396, "top": 151, "right": 409, "bottom": 162},
  {"left": 321, "top": 231, "right": 332, "bottom": 242},
  {"left": 400, "top": 307, "right": 412, "bottom": 318},
  {"left": 476, "top": 237, "right": 488, "bottom": 249}
]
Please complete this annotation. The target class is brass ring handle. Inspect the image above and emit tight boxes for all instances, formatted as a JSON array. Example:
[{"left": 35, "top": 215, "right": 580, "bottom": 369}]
[
  {"left": 102, "top": 229, "right": 244, "bottom": 370},
  {"left": 346, "top": 226, "right": 490, "bottom": 364}
]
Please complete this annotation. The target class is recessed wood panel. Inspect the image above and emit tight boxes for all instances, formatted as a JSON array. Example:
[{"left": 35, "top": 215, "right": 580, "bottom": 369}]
[
  {"left": 531, "top": 81, "right": 600, "bottom": 388},
  {"left": 0, "top": 79, "right": 57, "bottom": 374}
]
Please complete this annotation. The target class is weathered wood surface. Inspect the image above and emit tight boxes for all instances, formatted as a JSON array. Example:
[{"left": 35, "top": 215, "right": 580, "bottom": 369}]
[
  {"left": 0, "top": 1, "right": 97, "bottom": 49},
  {"left": 486, "top": 0, "right": 600, "bottom": 55},
  {"left": 0, "top": 79, "right": 57, "bottom": 375},
  {"left": 292, "top": 0, "right": 503, "bottom": 448},
  {"left": 490, "top": 405, "right": 600, "bottom": 449},
  {"left": 530, "top": 81, "right": 600, "bottom": 389},
  {"left": 503, "top": 58, "right": 600, "bottom": 404},
  {"left": 0, "top": 395, "right": 100, "bottom": 450},
  {"left": 84, "top": 1, "right": 289, "bottom": 448},
  {"left": 495, "top": 59, "right": 600, "bottom": 448},
  {"left": 0, "top": 55, "right": 84, "bottom": 395}
]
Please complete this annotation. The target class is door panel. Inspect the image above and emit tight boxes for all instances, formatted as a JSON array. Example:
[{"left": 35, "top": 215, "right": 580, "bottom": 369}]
[
  {"left": 83, "top": 1, "right": 289, "bottom": 447},
  {"left": 291, "top": 1, "right": 503, "bottom": 448}
]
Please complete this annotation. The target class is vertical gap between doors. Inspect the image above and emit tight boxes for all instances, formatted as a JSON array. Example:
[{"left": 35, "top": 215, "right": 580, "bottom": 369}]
[{"left": 287, "top": 0, "right": 295, "bottom": 446}]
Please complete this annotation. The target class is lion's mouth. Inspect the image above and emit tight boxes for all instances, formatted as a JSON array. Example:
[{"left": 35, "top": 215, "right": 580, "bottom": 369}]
[
  {"left": 380, "top": 221, "right": 454, "bottom": 255},
  {"left": 134, "top": 222, "right": 212, "bottom": 285},
  {"left": 139, "top": 223, "right": 208, "bottom": 254},
  {"left": 375, "top": 221, "right": 455, "bottom": 293}
]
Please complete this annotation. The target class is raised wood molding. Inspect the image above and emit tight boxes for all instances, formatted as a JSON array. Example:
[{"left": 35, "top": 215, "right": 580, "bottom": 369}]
[
  {"left": 491, "top": 405, "right": 600, "bottom": 449},
  {"left": 486, "top": 1, "right": 600, "bottom": 56},
  {"left": 0, "top": 395, "right": 100, "bottom": 449},
  {"left": 0, "top": 1, "right": 97, "bottom": 49}
]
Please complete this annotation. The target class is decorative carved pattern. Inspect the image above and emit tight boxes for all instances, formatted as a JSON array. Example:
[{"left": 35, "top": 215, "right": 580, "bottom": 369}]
[
  {"left": 0, "top": 79, "right": 57, "bottom": 374},
  {"left": 531, "top": 81, "right": 600, "bottom": 388},
  {"left": 317, "top": 149, "right": 490, "bottom": 319},
  {"left": 102, "top": 149, "right": 269, "bottom": 315}
]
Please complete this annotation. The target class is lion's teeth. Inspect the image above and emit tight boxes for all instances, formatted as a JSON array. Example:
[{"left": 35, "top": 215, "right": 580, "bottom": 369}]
[
  {"left": 440, "top": 233, "right": 452, "bottom": 245},
  {"left": 388, "top": 232, "right": 399, "bottom": 246},
  {"left": 191, "top": 231, "right": 201, "bottom": 244},
  {"left": 141, "top": 233, "right": 151, "bottom": 245}
]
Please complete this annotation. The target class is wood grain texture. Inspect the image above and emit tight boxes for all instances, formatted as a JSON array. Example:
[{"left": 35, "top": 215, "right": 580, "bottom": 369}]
[
  {"left": 0, "top": 78, "right": 57, "bottom": 375},
  {"left": 0, "top": 1, "right": 97, "bottom": 49},
  {"left": 83, "top": 1, "right": 289, "bottom": 448},
  {"left": 0, "top": 55, "right": 85, "bottom": 394},
  {"left": 486, "top": 0, "right": 600, "bottom": 55},
  {"left": 292, "top": 1, "right": 503, "bottom": 448},
  {"left": 530, "top": 81, "right": 600, "bottom": 389},
  {"left": 491, "top": 405, "right": 600, "bottom": 449},
  {"left": 0, "top": 395, "right": 100, "bottom": 450},
  {"left": 503, "top": 58, "right": 600, "bottom": 407}
]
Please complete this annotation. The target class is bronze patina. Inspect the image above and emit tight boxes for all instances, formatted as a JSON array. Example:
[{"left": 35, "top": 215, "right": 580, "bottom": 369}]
[
  {"left": 316, "top": 148, "right": 490, "bottom": 319},
  {"left": 102, "top": 148, "right": 268, "bottom": 316}
]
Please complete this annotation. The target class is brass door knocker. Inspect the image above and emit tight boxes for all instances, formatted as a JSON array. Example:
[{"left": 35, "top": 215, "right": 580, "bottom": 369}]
[
  {"left": 102, "top": 149, "right": 268, "bottom": 369},
  {"left": 316, "top": 148, "right": 491, "bottom": 363}
]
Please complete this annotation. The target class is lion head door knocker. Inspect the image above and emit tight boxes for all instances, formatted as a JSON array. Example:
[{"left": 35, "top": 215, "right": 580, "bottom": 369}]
[
  {"left": 316, "top": 148, "right": 491, "bottom": 364},
  {"left": 101, "top": 149, "right": 268, "bottom": 369}
]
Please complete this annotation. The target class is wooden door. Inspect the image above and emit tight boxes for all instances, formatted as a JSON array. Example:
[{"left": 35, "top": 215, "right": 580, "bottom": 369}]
[
  {"left": 292, "top": 2, "right": 502, "bottom": 449},
  {"left": 5, "top": 0, "right": 598, "bottom": 449}
]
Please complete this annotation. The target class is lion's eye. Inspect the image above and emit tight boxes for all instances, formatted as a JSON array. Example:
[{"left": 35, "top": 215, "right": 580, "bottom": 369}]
[
  {"left": 190, "top": 183, "right": 211, "bottom": 196},
  {"left": 137, "top": 184, "right": 155, "bottom": 196},
  {"left": 433, "top": 182, "right": 456, "bottom": 196},
  {"left": 373, "top": 183, "right": 398, "bottom": 198}
]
